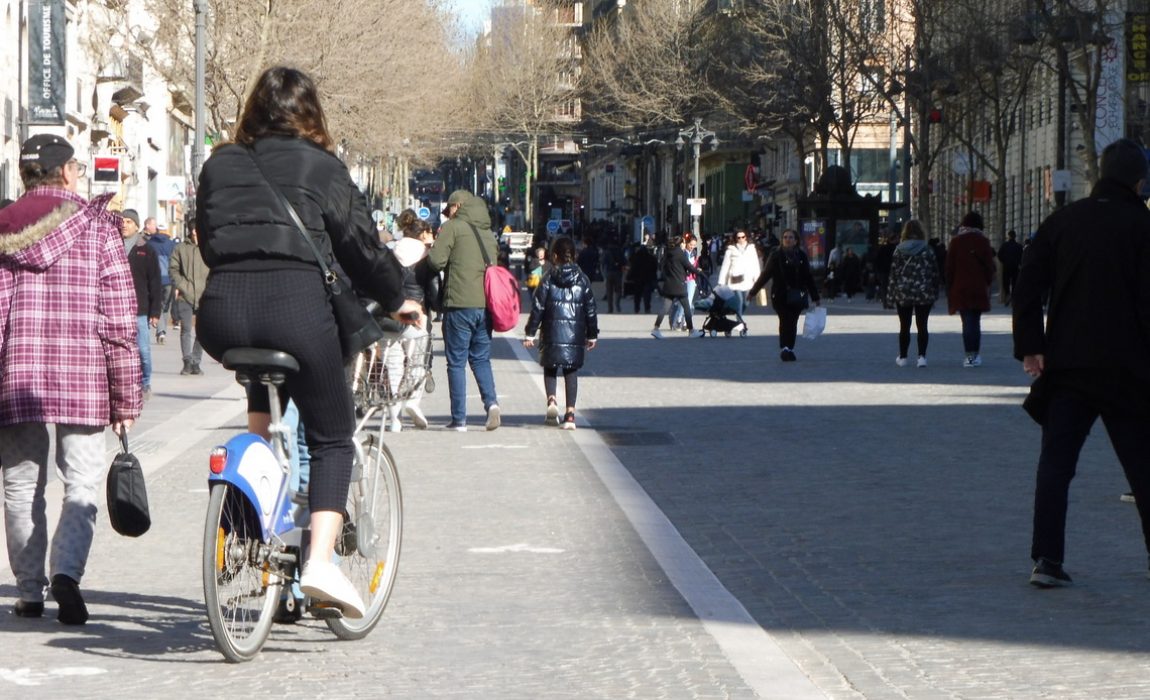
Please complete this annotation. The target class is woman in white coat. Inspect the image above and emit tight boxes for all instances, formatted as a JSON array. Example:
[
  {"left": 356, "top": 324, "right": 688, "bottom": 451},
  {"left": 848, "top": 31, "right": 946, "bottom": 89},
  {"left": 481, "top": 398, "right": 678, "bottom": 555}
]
[{"left": 718, "top": 228, "right": 761, "bottom": 312}]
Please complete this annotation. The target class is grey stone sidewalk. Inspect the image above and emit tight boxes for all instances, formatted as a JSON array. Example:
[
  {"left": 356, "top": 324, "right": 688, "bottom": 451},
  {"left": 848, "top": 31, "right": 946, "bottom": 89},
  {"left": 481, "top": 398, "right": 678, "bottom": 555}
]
[{"left": 3, "top": 302, "right": 1150, "bottom": 699}]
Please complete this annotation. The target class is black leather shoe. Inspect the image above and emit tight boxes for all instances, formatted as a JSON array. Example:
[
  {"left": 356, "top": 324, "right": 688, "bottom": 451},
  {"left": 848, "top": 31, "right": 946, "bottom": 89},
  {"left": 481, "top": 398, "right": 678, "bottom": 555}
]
[
  {"left": 14, "top": 600, "right": 44, "bottom": 618},
  {"left": 50, "top": 574, "right": 89, "bottom": 625}
]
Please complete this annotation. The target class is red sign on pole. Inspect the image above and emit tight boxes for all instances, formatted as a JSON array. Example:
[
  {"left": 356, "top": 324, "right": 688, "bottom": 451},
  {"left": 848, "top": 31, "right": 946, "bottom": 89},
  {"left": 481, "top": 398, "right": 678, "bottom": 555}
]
[{"left": 93, "top": 156, "right": 121, "bottom": 183}]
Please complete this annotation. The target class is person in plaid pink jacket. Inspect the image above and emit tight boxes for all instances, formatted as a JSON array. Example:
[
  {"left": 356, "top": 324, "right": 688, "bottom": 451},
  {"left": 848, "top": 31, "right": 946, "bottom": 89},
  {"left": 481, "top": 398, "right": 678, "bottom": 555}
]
[{"left": 0, "top": 134, "right": 142, "bottom": 624}]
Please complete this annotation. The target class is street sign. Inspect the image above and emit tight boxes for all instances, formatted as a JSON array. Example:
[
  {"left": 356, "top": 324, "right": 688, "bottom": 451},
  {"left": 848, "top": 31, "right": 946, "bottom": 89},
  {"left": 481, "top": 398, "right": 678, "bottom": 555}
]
[
  {"left": 689, "top": 202, "right": 704, "bottom": 217},
  {"left": 417, "top": 206, "right": 432, "bottom": 220},
  {"left": 641, "top": 215, "right": 655, "bottom": 232},
  {"left": 686, "top": 198, "right": 707, "bottom": 206},
  {"left": 546, "top": 219, "right": 561, "bottom": 234}
]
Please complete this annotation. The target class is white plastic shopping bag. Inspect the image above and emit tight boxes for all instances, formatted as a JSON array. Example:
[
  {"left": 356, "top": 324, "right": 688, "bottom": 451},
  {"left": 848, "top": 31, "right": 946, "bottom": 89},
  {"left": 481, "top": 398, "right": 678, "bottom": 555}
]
[{"left": 802, "top": 306, "right": 827, "bottom": 340}]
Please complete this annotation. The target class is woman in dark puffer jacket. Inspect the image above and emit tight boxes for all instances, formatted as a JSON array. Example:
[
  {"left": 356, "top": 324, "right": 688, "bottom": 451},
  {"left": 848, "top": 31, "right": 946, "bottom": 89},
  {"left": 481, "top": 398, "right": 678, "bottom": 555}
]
[
  {"left": 523, "top": 237, "right": 599, "bottom": 430},
  {"left": 195, "top": 66, "right": 422, "bottom": 619}
]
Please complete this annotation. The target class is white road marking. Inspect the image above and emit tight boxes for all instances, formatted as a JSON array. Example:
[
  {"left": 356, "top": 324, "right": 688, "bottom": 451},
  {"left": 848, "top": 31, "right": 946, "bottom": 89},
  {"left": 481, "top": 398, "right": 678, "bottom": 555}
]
[
  {"left": 468, "top": 543, "right": 565, "bottom": 554},
  {"left": 508, "top": 339, "right": 829, "bottom": 700},
  {"left": 0, "top": 667, "right": 107, "bottom": 686},
  {"left": 459, "top": 444, "right": 529, "bottom": 449}
]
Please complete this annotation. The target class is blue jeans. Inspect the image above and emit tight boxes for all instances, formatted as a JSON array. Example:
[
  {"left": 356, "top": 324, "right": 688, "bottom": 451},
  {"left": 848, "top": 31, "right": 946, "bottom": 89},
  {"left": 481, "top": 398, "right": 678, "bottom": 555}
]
[
  {"left": 958, "top": 309, "right": 982, "bottom": 354},
  {"left": 442, "top": 308, "right": 498, "bottom": 424},
  {"left": 671, "top": 279, "right": 696, "bottom": 327},
  {"left": 136, "top": 316, "right": 152, "bottom": 389}
]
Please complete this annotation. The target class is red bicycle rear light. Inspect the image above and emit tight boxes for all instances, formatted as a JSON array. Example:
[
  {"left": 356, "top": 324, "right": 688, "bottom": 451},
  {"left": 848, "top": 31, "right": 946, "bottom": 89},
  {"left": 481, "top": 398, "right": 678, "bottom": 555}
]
[{"left": 209, "top": 447, "right": 228, "bottom": 474}]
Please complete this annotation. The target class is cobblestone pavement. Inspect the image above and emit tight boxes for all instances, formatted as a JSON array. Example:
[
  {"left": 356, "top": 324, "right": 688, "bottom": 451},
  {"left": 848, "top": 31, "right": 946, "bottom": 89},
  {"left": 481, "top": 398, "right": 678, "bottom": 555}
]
[{"left": 2, "top": 300, "right": 1149, "bottom": 699}]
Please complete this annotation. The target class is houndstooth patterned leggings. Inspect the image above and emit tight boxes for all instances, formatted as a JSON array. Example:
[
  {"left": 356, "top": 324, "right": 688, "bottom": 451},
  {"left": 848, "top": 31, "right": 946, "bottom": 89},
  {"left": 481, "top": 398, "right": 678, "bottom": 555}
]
[{"left": 1, "top": 423, "right": 106, "bottom": 602}]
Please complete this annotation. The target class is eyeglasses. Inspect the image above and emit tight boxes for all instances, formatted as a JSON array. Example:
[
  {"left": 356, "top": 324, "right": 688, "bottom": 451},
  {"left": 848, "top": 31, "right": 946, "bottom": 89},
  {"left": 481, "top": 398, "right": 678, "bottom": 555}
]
[{"left": 67, "top": 159, "right": 87, "bottom": 177}]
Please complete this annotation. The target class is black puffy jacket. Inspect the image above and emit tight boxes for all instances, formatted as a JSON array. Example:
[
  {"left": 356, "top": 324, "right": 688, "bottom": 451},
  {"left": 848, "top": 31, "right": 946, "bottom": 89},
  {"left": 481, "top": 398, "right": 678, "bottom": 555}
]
[
  {"left": 195, "top": 135, "right": 404, "bottom": 313},
  {"left": 525, "top": 263, "right": 599, "bottom": 370}
]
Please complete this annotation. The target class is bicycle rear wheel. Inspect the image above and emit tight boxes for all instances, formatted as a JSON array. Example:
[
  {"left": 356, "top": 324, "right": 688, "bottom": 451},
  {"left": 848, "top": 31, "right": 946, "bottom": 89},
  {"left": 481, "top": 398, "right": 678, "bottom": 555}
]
[
  {"left": 327, "top": 436, "right": 403, "bottom": 640},
  {"left": 203, "top": 482, "right": 282, "bottom": 662}
]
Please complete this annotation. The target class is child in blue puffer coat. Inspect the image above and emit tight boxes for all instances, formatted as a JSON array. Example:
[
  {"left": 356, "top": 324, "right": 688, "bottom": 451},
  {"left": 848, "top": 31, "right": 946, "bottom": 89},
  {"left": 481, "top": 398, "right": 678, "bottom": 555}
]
[{"left": 523, "top": 236, "right": 599, "bottom": 430}]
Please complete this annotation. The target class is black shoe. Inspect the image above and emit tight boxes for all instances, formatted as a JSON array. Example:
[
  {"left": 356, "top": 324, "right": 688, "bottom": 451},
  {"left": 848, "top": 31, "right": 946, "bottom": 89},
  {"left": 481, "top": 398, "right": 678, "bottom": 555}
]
[
  {"left": 50, "top": 574, "right": 89, "bottom": 624},
  {"left": 14, "top": 600, "right": 44, "bottom": 618},
  {"left": 190, "top": 363, "right": 203, "bottom": 375},
  {"left": 780, "top": 349, "right": 797, "bottom": 362},
  {"left": 180, "top": 361, "right": 193, "bottom": 375},
  {"left": 1029, "top": 558, "right": 1073, "bottom": 588}
]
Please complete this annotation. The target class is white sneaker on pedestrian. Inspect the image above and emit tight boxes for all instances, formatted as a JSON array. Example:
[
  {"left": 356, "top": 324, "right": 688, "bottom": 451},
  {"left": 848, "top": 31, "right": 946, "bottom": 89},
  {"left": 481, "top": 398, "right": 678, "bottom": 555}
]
[
  {"left": 963, "top": 354, "right": 982, "bottom": 368},
  {"left": 895, "top": 356, "right": 908, "bottom": 367},
  {"left": 689, "top": 329, "right": 704, "bottom": 338},
  {"left": 405, "top": 405, "right": 429, "bottom": 430},
  {"left": 485, "top": 404, "right": 501, "bottom": 431},
  {"left": 299, "top": 560, "right": 365, "bottom": 619},
  {"left": 916, "top": 356, "right": 928, "bottom": 368},
  {"left": 650, "top": 329, "right": 664, "bottom": 339}
]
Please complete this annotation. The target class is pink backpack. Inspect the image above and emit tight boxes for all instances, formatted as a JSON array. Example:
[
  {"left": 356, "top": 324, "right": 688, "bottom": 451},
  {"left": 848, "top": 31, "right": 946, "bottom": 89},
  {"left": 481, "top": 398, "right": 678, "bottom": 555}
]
[{"left": 468, "top": 224, "right": 521, "bottom": 332}]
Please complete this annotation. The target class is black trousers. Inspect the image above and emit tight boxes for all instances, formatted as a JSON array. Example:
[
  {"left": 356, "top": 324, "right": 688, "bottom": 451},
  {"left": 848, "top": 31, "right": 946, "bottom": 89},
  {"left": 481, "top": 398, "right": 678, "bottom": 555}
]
[
  {"left": 896, "top": 304, "right": 932, "bottom": 358},
  {"left": 196, "top": 268, "right": 355, "bottom": 514},
  {"left": 1032, "top": 374, "right": 1150, "bottom": 564},
  {"left": 654, "top": 294, "right": 693, "bottom": 330},
  {"left": 775, "top": 306, "right": 801, "bottom": 349},
  {"left": 544, "top": 367, "right": 579, "bottom": 408}
]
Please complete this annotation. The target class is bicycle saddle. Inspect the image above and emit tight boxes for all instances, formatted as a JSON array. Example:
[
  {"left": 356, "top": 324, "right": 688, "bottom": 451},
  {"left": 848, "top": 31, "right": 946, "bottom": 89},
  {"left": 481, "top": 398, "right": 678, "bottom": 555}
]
[{"left": 221, "top": 348, "right": 300, "bottom": 374}]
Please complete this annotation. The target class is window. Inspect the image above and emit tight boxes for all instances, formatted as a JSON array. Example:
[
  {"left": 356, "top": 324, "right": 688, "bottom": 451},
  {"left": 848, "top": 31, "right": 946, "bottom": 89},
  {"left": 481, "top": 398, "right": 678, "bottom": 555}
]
[{"left": 859, "top": 0, "right": 885, "bottom": 35}]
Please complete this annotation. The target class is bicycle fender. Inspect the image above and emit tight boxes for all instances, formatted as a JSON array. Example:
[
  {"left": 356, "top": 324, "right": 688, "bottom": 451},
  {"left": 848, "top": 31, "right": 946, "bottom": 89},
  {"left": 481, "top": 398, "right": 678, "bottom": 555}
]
[{"left": 208, "top": 434, "right": 293, "bottom": 540}]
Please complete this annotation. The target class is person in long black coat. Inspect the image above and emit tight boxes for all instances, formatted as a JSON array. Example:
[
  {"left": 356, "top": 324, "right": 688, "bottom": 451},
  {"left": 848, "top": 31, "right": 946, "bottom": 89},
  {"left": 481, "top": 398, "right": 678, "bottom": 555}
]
[
  {"left": 625, "top": 244, "right": 658, "bottom": 313},
  {"left": 748, "top": 228, "right": 821, "bottom": 361},
  {"left": 524, "top": 236, "right": 599, "bottom": 430},
  {"left": 1013, "top": 137, "right": 1150, "bottom": 588},
  {"left": 650, "top": 234, "right": 704, "bottom": 338}
]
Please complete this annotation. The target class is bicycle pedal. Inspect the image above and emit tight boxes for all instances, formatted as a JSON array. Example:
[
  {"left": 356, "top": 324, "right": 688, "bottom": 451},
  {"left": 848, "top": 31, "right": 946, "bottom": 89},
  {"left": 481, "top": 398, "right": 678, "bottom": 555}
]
[{"left": 307, "top": 602, "right": 344, "bottom": 620}]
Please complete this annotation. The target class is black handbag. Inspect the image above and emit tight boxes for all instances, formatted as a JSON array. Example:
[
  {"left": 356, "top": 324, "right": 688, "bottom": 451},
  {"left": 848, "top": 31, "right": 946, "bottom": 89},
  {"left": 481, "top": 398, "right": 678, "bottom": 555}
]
[
  {"left": 107, "top": 432, "right": 151, "bottom": 537},
  {"left": 244, "top": 147, "right": 383, "bottom": 361}
]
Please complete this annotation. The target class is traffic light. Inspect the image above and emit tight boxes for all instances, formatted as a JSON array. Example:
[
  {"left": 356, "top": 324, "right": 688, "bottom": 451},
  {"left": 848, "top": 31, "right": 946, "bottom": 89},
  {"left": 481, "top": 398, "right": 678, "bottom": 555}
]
[
  {"left": 928, "top": 108, "right": 943, "bottom": 124},
  {"left": 498, "top": 176, "right": 506, "bottom": 193}
]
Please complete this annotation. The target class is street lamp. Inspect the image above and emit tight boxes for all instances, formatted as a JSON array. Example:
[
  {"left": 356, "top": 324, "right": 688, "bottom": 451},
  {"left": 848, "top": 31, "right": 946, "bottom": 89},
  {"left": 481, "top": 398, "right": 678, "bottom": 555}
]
[{"left": 676, "top": 119, "right": 719, "bottom": 240}]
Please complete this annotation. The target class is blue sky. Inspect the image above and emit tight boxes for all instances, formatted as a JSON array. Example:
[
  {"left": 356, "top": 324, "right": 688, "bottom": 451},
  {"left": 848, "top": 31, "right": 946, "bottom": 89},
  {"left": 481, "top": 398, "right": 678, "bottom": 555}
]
[{"left": 449, "top": 0, "right": 494, "bottom": 31}]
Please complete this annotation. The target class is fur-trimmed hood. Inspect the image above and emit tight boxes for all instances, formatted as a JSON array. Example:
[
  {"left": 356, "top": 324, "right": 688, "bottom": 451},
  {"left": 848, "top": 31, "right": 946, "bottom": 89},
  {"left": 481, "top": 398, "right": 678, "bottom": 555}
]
[{"left": 0, "top": 189, "right": 96, "bottom": 272}]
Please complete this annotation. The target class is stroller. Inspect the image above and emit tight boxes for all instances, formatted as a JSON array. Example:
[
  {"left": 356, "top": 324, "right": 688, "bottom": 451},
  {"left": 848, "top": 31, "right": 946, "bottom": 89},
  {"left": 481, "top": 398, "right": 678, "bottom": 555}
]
[{"left": 695, "top": 276, "right": 748, "bottom": 337}]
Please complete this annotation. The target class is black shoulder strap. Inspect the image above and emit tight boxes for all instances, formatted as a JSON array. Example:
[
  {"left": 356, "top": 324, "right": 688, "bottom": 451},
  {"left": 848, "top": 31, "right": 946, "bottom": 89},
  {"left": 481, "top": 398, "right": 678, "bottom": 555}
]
[
  {"left": 466, "top": 222, "right": 493, "bottom": 268},
  {"left": 242, "top": 146, "right": 337, "bottom": 286}
]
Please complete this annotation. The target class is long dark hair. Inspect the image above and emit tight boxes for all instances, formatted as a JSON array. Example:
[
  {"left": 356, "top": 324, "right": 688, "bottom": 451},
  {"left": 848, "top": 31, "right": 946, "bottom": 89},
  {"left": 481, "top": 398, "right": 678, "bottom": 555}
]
[
  {"left": 234, "top": 66, "right": 333, "bottom": 150},
  {"left": 550, "top": 236, "right": 576, "bottom": 264}
]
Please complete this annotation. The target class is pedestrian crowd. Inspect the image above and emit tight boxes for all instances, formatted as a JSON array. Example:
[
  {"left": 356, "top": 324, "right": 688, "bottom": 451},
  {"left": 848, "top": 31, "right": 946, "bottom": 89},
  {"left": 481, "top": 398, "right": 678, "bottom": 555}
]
[{"left": 0, "top": 63, "right": 1146, "bottom": 629}]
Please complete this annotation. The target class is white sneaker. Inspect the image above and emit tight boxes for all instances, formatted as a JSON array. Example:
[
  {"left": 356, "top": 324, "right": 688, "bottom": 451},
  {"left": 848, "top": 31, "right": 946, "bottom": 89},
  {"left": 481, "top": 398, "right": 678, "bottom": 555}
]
[
  {"left": 689, "top": 329, "right": 704, "bottom": 338},
  {"left": 405, "top": 406, "right": 429, "bottom": 430},
  {"left": 916, "top": 356, "right": 928, "bottom": 368},
  {"left": 299, "top": 560, "right": 365, "bottom": 619},
  {"left": 545, "top": 402, "right": 560, "bottom": 426},
  {"left": 485, "top": 404, "right": 501, "bottom": 431},
  {"left": 650, "top": 329, "right": 664, "bottom": 339},
  {"left": 895, "top": 356, "right": 908, "bottom": 367},
  {"left": 963, "top": 354, "right": 982, "bottom": 368}
]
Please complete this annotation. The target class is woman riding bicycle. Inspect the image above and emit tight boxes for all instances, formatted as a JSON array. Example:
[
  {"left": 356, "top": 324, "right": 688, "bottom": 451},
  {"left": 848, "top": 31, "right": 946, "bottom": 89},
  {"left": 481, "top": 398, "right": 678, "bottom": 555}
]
[{"left": 195, "top": 66, "right": 422, "bottom": 618}]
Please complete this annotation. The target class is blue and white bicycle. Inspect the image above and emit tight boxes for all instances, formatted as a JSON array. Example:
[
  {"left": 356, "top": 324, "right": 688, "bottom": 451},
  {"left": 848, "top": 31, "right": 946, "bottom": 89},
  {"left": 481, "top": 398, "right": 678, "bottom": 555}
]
[{"left": 202, "top": 348, "right": 402, "bottom": 663}]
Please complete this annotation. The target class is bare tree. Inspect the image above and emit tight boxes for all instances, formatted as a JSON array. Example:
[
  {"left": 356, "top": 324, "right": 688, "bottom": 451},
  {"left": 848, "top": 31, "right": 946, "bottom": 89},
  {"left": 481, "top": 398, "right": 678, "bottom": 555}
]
[
  {"left": 1023, "top": 0, "right": 1124, "bottom": 186},
  {"left": 581, "top": 0, "right": 708, "bottom": 133},
  {"left": 87, "top": 0, "right": 465, "bottom": 167},
  {"left": 470, "top": 3, "right": 581, "bottom": 228}
]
